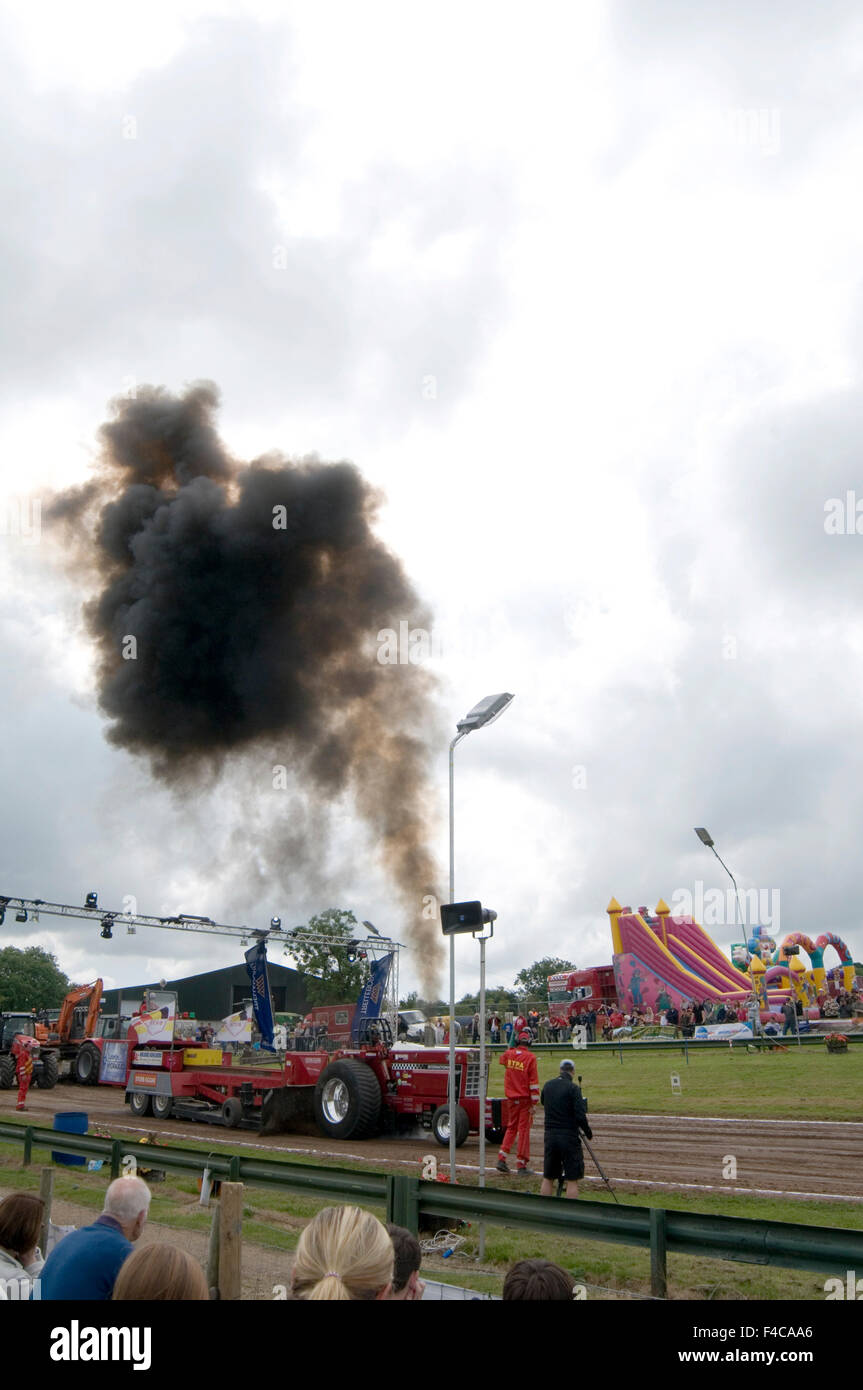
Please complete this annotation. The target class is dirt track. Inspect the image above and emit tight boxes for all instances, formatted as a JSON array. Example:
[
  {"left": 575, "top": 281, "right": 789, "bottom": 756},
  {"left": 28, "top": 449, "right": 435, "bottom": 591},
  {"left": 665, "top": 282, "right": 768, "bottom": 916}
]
[{"left": 6, "top": 1084, "right": 862, "bottom": 1203}]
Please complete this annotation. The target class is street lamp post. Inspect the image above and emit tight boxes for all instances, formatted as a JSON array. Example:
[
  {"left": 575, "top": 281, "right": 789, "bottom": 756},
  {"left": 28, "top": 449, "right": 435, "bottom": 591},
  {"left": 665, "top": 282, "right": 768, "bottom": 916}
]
[
  {"left": 694, "top": 827, "right": 745, "bottom": 936},
  {"left": 447, "top": 693, "right": 514, "bottom": 1183}
]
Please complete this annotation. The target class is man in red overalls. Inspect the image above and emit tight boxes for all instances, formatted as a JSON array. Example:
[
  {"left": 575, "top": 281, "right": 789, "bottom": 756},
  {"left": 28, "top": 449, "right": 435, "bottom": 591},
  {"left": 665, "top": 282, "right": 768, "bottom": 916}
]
[
  {"left": 496, "top": 1030, "right": 540, "bottom": 1175},
  {"left": 12, "top": 1034, "right": 39, "bottom": 1111}
]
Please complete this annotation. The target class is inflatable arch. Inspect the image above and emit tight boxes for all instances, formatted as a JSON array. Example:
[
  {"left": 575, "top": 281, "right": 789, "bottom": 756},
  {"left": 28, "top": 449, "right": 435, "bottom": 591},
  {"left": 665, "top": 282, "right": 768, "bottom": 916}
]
[
  {"left": 774, "top": 933, "right": 824, "bottom": 990},
  {"left": 764, "top": 961, "right": 812, "bottom": 1005},
  {"left": 815, "top": 933, "right": 856, "bottom": 992}
]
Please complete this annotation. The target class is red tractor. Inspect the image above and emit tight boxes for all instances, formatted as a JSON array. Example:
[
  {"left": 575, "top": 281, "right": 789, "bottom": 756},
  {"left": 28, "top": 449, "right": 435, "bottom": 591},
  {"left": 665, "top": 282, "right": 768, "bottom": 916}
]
[{"left": 124, "top": 1037, "right": 504, "bottom": 1146}]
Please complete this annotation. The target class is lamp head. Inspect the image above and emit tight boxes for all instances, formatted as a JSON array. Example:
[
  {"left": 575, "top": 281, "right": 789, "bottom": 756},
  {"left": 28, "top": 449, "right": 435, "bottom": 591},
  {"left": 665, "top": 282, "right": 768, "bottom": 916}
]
[
  {"left": 694, "top": 827, "right": 714, "bottom": 848},
  {"left": 456, "top": 692, "right": 514, "bottom": 734}
]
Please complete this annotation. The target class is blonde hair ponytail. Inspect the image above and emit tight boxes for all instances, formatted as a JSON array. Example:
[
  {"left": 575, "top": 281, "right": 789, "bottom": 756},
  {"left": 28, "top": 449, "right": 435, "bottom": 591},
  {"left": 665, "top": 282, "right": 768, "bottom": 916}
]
[{"left": 293, "top": 1206, "right": 394, "bottom": 1301}]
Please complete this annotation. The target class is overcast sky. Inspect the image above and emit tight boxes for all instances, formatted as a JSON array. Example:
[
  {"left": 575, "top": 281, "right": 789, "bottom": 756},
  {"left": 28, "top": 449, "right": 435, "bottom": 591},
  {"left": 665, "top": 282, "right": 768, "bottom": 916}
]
[{"left": 2, "top": 0, "right": 863, "bottom": 1004}]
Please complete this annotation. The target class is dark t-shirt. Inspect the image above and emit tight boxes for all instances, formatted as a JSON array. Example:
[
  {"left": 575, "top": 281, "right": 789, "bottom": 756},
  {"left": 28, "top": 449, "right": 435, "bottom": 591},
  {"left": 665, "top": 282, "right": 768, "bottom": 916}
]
[{"left": 540, "top": 1076, "right": 591, "bottom": 1136}]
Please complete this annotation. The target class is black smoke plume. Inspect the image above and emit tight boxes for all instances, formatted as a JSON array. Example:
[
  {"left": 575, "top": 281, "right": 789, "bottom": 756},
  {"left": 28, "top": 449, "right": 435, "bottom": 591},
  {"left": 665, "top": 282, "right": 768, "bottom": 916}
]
[{"left": 50, "top": 383, "right": 443, "bottom": 990}]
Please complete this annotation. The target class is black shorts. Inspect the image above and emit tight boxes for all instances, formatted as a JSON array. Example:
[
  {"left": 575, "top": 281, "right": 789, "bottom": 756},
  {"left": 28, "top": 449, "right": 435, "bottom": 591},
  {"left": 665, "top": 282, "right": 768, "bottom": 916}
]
[{"left": 543, "top": 1133, "right": 585, "bottom": 1182}]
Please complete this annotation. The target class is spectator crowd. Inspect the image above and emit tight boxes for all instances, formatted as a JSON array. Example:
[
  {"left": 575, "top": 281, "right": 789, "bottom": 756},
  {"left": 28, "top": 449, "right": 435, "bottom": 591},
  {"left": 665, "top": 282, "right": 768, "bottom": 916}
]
[{"left": 0, "top": 1182, "right": 577, "bottom": 1302}]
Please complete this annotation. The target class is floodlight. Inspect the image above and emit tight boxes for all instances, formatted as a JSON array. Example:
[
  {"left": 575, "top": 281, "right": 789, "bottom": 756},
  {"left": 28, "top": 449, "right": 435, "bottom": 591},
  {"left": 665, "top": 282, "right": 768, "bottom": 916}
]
[{"left": 86, "top": 892, "right": 98, "bottom": 909}]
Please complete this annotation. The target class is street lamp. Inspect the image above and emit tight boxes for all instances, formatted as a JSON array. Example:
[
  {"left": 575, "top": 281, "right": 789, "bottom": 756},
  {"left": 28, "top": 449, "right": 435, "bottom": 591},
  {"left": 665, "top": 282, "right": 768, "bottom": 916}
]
[
  {"left": 447, "top": 693, "right": 514, "bottom": 1182},
  {"left": 694, "top": 827, "right": 745, "bottom": 934}
]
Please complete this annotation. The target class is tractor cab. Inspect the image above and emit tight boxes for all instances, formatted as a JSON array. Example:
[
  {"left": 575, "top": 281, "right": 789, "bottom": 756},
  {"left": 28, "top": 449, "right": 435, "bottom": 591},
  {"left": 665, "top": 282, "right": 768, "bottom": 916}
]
[{"left": 0, "top": 1014, "right": 36, "bottom": 1048}]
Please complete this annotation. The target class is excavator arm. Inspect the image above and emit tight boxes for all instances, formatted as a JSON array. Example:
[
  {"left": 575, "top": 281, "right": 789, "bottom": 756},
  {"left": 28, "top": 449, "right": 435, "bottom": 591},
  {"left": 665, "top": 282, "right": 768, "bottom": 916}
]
[{"left": 54, "top": 980, "right": 103, "bottom": 1042}]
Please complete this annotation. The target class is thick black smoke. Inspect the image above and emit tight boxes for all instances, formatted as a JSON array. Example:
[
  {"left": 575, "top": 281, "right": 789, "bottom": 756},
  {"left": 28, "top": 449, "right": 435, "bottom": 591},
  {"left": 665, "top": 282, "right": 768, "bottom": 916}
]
[{"left": 50, "top": 383, "right": 443, "bottom": 989}]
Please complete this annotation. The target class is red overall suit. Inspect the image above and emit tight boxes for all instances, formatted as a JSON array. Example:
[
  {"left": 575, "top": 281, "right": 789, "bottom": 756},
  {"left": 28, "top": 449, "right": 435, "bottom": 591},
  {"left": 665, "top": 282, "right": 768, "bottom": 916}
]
[
  {"left": 12, "top": 1034, "right": 38, "bottom": 1110},
  {"left": 498, "top": 1036, "right": 539, "bottom": 1169}
]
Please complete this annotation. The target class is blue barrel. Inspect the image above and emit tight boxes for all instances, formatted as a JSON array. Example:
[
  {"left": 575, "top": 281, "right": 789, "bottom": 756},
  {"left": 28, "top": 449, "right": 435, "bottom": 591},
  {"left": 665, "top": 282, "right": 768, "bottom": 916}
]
[{"left": 51, "top": 1112, "right": 88, "bottom": 1166}]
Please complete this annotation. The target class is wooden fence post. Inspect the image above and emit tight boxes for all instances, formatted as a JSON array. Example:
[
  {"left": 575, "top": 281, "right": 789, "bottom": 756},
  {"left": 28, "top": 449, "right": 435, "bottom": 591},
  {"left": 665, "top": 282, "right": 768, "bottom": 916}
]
[
  {"left": 206, "top": 1202, "right": 221, "bottom": 1298},
  {"left": 218, "top": 1181, "right": 243, "bottom": 1301}
]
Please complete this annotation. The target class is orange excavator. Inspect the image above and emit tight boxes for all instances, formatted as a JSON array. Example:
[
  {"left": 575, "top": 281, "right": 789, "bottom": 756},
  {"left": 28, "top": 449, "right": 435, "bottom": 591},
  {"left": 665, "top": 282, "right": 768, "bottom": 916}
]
[{"left": 36, "top": 980, "right": 107, "bottom": 1084}]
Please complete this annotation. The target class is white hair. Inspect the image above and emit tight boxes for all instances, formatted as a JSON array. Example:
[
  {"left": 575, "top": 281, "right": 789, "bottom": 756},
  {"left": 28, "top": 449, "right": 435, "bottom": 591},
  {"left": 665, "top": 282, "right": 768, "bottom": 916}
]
[{"left": 104, "top": 1176, "right": 152, "bottom": 1224}]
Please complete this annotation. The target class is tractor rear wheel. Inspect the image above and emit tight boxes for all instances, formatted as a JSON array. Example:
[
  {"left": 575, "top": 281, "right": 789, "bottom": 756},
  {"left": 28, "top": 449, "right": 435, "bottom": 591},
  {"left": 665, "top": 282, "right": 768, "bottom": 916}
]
[
  {"left": 431, "top": 1103, "right": 470, "bottom": 1148},
  {"left": 74, "top": 1042, "right": 101, "bottom": 1085},
  {"left": 0, "top": 1056, "right": 15, "bottom": 1089},
  {"left": 314, "top": 1060, "right": 382, "bottom": 1140},
  {"left": 129, "top": 1092, "right": 152, "bottom": 1117},
  {"left": 36, "top": 1052, "right": 59, "bottom": 1089}
]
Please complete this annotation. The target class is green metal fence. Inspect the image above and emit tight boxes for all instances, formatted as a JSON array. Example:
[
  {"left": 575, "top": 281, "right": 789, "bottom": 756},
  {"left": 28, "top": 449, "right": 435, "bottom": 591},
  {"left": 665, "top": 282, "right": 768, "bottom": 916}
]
[{"left": 2, "top": 1120, "right": 860, "bottom": 1298}]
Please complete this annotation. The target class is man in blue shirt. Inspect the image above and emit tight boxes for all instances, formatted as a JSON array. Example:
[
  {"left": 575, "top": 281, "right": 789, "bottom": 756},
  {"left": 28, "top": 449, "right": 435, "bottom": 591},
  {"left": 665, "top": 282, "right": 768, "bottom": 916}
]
[{"left": 40, "top": 1175, "right": 151, "bottom": 1300}]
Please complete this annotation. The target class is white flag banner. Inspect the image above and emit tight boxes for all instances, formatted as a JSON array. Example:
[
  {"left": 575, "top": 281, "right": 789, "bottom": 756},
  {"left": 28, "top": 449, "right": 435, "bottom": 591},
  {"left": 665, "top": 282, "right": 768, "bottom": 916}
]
[
  {"left": 214, "top": 1009, "right": 252, "bottom": 1043},
  {"left": 131, "top": 1004, "right": 175, "bottom": 1044}
]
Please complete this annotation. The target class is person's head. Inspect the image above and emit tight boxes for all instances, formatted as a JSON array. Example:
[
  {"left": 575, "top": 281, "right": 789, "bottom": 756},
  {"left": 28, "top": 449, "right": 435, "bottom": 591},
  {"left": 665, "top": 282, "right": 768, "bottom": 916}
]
[
  {"left": 559, "top": 1059, "right": 576, "bottom": 1081},
  {"left": 503, "top": 1259, "right": 576, "bottom": 1301},
  {"left": 518, "top": 1030, "right": 531, "bottom": 1045},
  {"left": 0, "top": 1192, "right": 43, "bottom": 1260},
  {"left": 112, "top": 1243, "right": 209, "bottom": 1301},
  {"left": 103, "top": 1176, "right": 152, "bottom": 1241},
  {"left": 386, "top": 1224, "right": 423, "bottom": 1301},
  {"left": 292, "top": 1206, "right": 393, "bottom": 1301}
]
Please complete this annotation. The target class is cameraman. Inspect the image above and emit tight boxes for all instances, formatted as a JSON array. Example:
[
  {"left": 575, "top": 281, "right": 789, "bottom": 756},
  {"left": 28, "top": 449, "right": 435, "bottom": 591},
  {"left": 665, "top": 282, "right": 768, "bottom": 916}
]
[{"left": 539, "top": 1059, "right": 592, "bottom": 1200}]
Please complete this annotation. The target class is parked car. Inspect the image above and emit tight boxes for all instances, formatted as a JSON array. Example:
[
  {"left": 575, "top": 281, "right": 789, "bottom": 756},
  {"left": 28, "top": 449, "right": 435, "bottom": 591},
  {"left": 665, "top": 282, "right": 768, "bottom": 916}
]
[{"left": 398, "top": 1010, "right": 428, "bottom": 1041}]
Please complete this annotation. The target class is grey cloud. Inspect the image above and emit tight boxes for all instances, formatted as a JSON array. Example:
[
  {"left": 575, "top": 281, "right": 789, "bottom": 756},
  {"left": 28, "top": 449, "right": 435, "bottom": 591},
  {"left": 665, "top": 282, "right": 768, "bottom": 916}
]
[{"left": 0, "top": 16, "right": 513, "bottom": 427}]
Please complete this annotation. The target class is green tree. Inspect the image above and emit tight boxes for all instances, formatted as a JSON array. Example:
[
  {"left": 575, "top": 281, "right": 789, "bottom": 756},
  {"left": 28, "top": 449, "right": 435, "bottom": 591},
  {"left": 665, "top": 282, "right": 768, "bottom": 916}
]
[
  {"left": 288, "top": 908, "right": 369, "bottom": 1006},
  {"left": 513, "top": 957, "right": 575, "bottom": 1003},
  {"left": 0, "top": 946, "right": 70, "bottom": 1011},
  {"left": 486, "top": 985, "right": 518, "bottom": 1013}
]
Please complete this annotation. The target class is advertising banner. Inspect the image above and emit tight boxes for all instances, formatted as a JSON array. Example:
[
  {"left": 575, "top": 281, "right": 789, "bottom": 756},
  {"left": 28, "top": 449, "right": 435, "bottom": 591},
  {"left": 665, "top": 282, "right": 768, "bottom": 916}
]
[
  {"left": 99, "top": 1040, "right": 129, "bottom": 1084},
  {"left": 694, "top": 1022, "right": 754, "bottom": 1040},
  {"left": 244, "top": 942, "right": 276, "bottom": 1049},
  {"left": 351, "top": 953, "right": 393, "bottom": 1044}
]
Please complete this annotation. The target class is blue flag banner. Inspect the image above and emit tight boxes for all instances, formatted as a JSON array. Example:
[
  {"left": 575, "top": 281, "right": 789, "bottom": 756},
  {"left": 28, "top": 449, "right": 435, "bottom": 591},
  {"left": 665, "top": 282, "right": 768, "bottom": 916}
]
[
  {"left": 351, "top": 953, "right": 394, "bottom": 1044},
  {"left": 244, "top": 941, "right": 276, "bottom": 1050}
]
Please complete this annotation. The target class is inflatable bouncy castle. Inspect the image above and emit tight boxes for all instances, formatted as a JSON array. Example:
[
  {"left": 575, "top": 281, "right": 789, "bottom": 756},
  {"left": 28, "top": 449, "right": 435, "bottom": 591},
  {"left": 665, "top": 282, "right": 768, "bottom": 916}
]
[{"left": 609, "top": 898, "right": 856, "bottom": 1020}]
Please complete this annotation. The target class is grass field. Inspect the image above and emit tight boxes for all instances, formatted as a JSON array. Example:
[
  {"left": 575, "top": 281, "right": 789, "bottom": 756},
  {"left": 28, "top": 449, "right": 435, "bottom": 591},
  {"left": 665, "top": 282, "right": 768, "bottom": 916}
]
[{"left": 486, "top": 1045, "right": 863, "bottom": 1120}]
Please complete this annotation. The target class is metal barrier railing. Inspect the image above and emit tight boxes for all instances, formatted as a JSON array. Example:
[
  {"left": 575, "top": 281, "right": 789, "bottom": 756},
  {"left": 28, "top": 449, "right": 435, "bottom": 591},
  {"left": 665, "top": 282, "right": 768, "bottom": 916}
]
[{"left": 1, "top": 1120, "right": 860, "bottom": 1297}]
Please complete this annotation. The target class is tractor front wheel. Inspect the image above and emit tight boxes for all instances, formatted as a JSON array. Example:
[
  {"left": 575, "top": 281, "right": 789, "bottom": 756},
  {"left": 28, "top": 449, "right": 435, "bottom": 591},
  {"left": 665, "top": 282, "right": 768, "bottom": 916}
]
[
  {"left": 314, "top": 1060, "right": 382, "bottom": 1140},
  {"left": 0, "top": 1056, "right": 15, "bottom": 1090},
  {"left": 431, "top": 1103, "right": 470, "bottom": 1148},
  {"left": 35, "top": 1052, "right": 59, "bottom": 1089}
]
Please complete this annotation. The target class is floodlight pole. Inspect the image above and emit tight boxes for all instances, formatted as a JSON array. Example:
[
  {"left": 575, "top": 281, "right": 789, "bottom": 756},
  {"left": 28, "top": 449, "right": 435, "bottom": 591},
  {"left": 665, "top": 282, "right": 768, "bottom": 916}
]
[
  {"left": 694, "top": 828, "right": 746, "bottom": 936},
  {"left": 448, "top": 730, "right": 468, "bottom": 1184},
  {"left": 474, "top": 916, "right": 494, "bottom": 1259},
  {"left": 447, "top": 694, "right": 514, "bottom": 1186}
]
